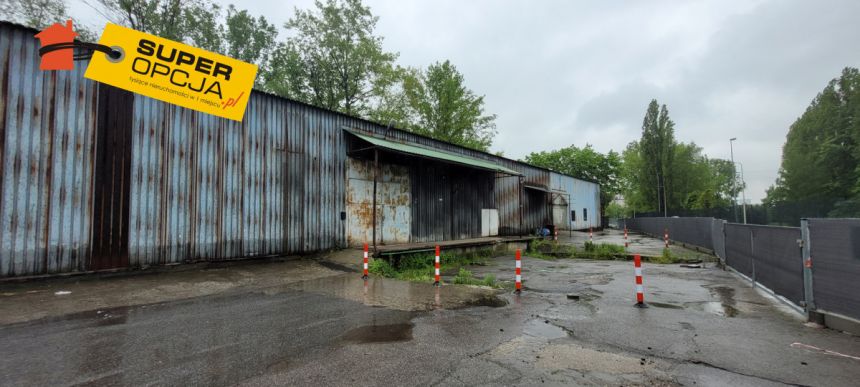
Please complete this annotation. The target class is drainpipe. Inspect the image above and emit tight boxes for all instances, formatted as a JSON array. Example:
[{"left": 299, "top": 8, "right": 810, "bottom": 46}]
[{"left": 372, "top": 148, "right": 379, "bottom": 251}]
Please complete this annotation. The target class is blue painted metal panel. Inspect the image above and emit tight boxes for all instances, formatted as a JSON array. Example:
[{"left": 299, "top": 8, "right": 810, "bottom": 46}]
[
  {"left": 0, "top": 24, "right": 98, "bottom": 277},
  {"left": 551, "top": 172, "right": 601, "bottom": 230}
]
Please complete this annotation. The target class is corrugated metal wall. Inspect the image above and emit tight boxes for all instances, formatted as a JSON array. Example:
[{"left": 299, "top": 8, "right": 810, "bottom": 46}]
[
  {"left": 409, "top": 160, "right": 495, "bottom": 242},
  {"left": 128, "top": 93, "right": 352, "bottom": 266},
  {"left": 0, "top": 24, "right": 99, "bottom": 276},
  {"left": 0, "top": 21, "right": 600, "bottom": 277}
]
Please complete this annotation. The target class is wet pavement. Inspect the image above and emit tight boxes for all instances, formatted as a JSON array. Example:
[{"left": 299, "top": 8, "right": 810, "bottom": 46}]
[
  {"left": 558, "top": 228, "right": 715, "bottom": 259},
  {"left": 2, "top": 238, "right": 860, "bottom": 386}
]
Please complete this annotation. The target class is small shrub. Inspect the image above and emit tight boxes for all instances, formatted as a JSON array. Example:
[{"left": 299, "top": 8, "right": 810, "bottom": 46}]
[
  {"left": 368, "top": 259, "right": 395, "bottom": 277},
  {"left": 453, "top": 268, "right": 474, "bottom": 284},
  {"left": 482, "top": 274, "right": 496, "bottom": 287},
  {"left": 583, "top": 241, "right": 595, "bottom": 252}
]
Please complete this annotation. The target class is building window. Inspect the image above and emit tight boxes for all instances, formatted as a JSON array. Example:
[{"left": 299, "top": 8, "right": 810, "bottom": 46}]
[
  {"left": 571, "top": 210, "right": 576, "bottom": 222},
  {"left": 583, "top": 208, "right": 588, "bottom": 221}
]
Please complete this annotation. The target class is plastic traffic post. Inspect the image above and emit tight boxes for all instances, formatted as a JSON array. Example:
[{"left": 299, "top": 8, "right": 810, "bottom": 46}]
[
  {"left": 362, "top": 243, "right": 369, "bottom": 279},
  {"left": 434, "top": 245, "right": 441, "bottom": 286},
  {"left": 634, "top": 254, "right": 648, "bottom": 308},
  {"left": 515, "top": 249, "right": 522, "bottom": 292},
  {"left": 664, "top": 228, "right": 669, "bottom": 248},
  {"left": 624, "top": 227, "right": 629, "bottom": 249}
]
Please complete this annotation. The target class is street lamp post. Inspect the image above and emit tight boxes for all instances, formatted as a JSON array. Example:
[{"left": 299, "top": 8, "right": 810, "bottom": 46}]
[
  {"left": 729, "top": 138, "right": 738, "bottom": 223},
  {"left": 735, "top": 162, "right": 748, "bottom": 224}
]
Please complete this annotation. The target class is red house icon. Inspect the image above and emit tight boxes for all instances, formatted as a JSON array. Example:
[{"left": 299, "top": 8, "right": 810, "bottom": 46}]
[{"left": 34, "top": 19, "right": 78, "bottom": 70}]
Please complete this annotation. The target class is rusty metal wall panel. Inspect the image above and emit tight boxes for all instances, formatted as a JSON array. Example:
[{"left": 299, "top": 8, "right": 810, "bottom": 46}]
[
  {"left": 0, "top": 24, "right": 99, "bottom": 277},
  {"left": 346, "top": 157, "right": 411, "bottom": 246},
  {"left": 128, "top": 93, "right": 324, "bottom": 266}
]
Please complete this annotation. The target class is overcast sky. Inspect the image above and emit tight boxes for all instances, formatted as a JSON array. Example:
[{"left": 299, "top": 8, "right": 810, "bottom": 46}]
[{"left": 69, "top": 0, "right": 860, "bottom": 203}]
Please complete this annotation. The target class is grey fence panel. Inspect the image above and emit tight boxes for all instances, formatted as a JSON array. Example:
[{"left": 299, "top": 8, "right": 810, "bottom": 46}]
[
  {"left": 711, "top": 219, "right": 726, "bottom": 260},
  {"left": 628, "top": 217, "right": 715, "bottom": 251},
  {"left": 808, "top": 219, "right": 860, "bottom": 321},
  {"left": 725, "top": 224, "right": 754, "bottom": 277},
  {"left": 724, "top": 224, "right": 803, "bottom": 305},
  {"left": 752, "top": 226, "right": 803, "bottom": 305}
]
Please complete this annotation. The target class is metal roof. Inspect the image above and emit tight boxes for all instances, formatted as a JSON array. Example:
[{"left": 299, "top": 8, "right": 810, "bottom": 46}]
[{"left": 346, "top": 130, "right": 521, "bottom": 176}]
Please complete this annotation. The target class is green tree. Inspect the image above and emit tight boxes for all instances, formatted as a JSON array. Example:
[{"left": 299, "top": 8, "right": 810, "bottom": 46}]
[
  {"left": 2, "top": 0, "right": 97, "bottom": 40},
  {"left": 366, "top": 65, "right": 417, "bottom": 130},
  {"left": 4, "top": 0, "right": 65, "bottom": 28},
  {"left": 261, "top": 0, "right": 398, "bottom": 116},
  {"left": 765, "top": 67, "right": 860, "bottom": 216},
  {"left": 637, "top": 100, "right": 675, "bottom": 213},
  {"left": 221, "top": 5, "right": 277, "bottom": 68},
  {"left": 523, "top": 144, "right": 621, "bottom": 211},
  {"left": 403, "top": 60, "right": 497, "bottom": 151},
  {"left": 97, "top": 0, "right": 221, "bottom": 44},
  {"left": 621, "top": 101, "right": 738, "bottom": 215}
]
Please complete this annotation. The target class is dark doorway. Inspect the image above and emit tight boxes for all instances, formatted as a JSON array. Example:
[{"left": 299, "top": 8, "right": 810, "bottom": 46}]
[{"left": 90, "top": 85, "right": 133, "bottom": 270}]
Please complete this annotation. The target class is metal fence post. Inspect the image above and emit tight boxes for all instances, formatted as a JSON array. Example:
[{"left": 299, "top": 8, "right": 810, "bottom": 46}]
[
  {"left": 750, "top": 227, "right": 756, "bottom": 289},
  {"left": 800, "top": 219, "right": 821, "bottom": 323}
]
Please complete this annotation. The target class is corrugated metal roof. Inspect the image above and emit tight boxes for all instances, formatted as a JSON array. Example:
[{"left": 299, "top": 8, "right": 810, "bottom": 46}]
[{"left": 346, "top": 130, "right": 521, "bottom": 176}]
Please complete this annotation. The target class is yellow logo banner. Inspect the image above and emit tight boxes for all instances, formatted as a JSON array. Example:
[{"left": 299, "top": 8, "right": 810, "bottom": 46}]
[{"left": 85, "top": 23, "right": 257, "bottom": 121}]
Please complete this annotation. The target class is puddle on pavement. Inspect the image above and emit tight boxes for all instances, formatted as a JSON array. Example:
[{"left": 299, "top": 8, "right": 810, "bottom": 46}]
[
  {"left": 287, "top": 274, "right": 506, "bottom": 311},
  {"left": 649, "top": 301, "right": 738, "bottom": 317},
  {"left": 523, "top": 319, "right": 570, "bottom": 340},
  {"left": 341, "top": 323, "right": 414, "bottom": 344},
  {"left": 691, "top": 301, "right": 739, "bottom": 317},
  {"left": 649, "top": 302, "right": 683, "bottom": 309},
  {"left": 708, "top": 286, "right": 737, "bottom": 305}
]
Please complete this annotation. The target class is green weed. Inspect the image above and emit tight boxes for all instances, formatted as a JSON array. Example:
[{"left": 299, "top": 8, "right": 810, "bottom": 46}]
[{"left": 368, "top": 248, "right": 504, "bottom": 287}]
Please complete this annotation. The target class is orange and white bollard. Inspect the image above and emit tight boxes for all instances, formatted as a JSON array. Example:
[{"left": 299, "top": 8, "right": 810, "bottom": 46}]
[
  {"left": 434, "top": 245, "right": 441, "bottom": 286},
  {"left": 554, "top": 229, "right": 558, "bottom": 241},
  {"left": 589, "top": 227, "right": 593, "bottom": 243},
  {"left": 515, "top": 249, "right": 523, "bottom": 292},
  {"left": 362, "top": 243, "right": 369, "bottom": 279},
  {"left": 634, "top": 254, "right": 647, "bottom": 308},
  {"left": 624, "top": 227, "right": 629, "bottom": 249},
  {"left": 664, "top": 228, "right": 669, "bottom": 248}
]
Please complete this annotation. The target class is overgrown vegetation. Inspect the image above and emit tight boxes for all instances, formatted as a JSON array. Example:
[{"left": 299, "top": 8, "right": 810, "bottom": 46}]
[
  {"left": 453, "top": 268, "right": 497, "bottom": 287},
  {"left": 650, "top": 248, "right": 678, "bottom": 264},
  {"left": 367, "top": 248, "right": 504, "bottom": 287},
  {"left": 528, "top": 239, "right": 628, "bottom": 260}
]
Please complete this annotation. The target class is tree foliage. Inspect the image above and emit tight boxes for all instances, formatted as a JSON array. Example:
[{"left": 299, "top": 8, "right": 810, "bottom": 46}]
[
  {"left": 523, "top": 144, "right": 621, "bottom": 209},
  {"left": 403, "top": 60, "right": 497, "bottom": 151},
  {"left": 638, "top": 99, "right": 675, "bottom": 214},
  {"left": 261, "top": 0, "right": 397, "bottom": 117},
  {"left": 764, "top": 67, "right": 860, "bottom": 216},
  {"left": 621, "top": 100, "right": 738, "bottom": 214},
  {"left": 2, "top": 0, "right": 97, "bottom": 40},
  {"left": 96, "top": 0, "right": 219, "bottom": 44}
]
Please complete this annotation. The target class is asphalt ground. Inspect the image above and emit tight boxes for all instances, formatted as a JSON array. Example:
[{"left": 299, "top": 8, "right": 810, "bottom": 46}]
[{"left": 1, "top": 232, "right": 859, "bottom": 386}]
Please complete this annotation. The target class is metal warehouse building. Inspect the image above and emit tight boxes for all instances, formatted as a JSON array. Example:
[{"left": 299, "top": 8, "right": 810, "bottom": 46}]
[{"left": 0, "top": 22, "right": 600, "bottom": 278}]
